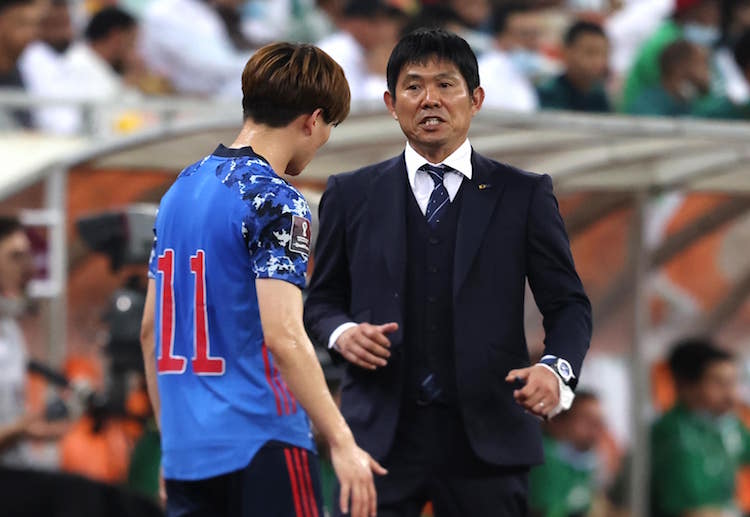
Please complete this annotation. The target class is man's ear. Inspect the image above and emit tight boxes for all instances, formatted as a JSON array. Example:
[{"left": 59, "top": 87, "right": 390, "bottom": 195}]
[
  {"left": 302, "top": 108, "right": 324, "bottom": 136},
  {"left": 470, "top": 86, "right": 485, "bottom": 115},
  {"left": 384, "top": 91, "right": 398, "bottom": 120}
]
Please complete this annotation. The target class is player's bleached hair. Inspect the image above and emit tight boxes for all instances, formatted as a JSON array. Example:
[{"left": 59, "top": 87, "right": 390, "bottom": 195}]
[{"left": 241, "top": 42, "right": 350, "bottom": 128}]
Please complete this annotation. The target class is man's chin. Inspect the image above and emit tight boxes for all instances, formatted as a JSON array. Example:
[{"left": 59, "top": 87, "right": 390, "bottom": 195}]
[{"left": 410, "top": 134, "right": 448, "bottom": 148}]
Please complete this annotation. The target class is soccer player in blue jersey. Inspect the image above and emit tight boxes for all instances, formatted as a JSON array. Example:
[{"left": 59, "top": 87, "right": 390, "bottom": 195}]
[{"left": 140, "top": 42, "right": 385, "bottom": 517}]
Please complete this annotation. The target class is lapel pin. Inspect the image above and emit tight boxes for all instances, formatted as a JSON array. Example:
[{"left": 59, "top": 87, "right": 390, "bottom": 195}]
[{"left": 478, "top": 184, "right": 492, "bottom": 190}]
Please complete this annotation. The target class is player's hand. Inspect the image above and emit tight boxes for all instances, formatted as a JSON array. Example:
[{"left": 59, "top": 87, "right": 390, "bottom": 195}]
[
  {"left": 330, "top": 438, "right": 387, "bottom": 517},
  {"left": 336, "top": 322, "right": 398, "bottom": 370},
  {"left": 506, "top": 365, "right": 560, "bottom": 419}
]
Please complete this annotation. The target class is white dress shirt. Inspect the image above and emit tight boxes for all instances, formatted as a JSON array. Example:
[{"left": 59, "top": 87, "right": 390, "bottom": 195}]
[{"left": 404, "top": 139, "right": 472, "bottom": 214}]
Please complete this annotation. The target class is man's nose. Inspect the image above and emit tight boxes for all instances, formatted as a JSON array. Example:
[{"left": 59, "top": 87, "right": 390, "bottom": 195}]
[{"left": 421, "top": 84, "right": 441, "bottom": 107}]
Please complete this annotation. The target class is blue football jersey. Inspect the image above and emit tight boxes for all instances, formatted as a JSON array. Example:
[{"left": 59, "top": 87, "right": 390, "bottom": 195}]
[{"left": 148, "top": 144, "right": 315, "bottom": 480}]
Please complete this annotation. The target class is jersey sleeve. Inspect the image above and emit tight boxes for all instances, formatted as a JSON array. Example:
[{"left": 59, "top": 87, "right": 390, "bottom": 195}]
[{"left": 246, "top": 182, "right": 312, "bottom": 290}]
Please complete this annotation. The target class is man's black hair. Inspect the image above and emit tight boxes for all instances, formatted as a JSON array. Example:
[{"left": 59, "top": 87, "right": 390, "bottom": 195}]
[
  {"left": 668, "top": 337, "right": 733, "bottom": 386},
  {"left": 386, "top": 28, "right": 479, "bottom": 97},
  {"left": 564, "top": 20, "right": 607, "bottom": 47},
  {"left": 0, "top": 216, "right": 22, "bottom": 242},
  {"left": 84, "top": 6, "right": 135, "bottom": 43},
  {"left": 490, "top": 2, "right": 531, "bottom": 36}
]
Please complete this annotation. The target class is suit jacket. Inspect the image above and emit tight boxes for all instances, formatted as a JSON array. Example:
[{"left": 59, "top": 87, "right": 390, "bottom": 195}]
[{"left": 304, "top": 149, "right": 592, "bottom": 466}]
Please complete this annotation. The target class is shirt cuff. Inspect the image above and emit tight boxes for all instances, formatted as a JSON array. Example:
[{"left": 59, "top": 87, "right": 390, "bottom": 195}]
[
  {"left": 328, "top": 322, "right": 357, "bottom": 351},
  {"left": 535, "top": 363, "right": 575, "bottom": 419}
]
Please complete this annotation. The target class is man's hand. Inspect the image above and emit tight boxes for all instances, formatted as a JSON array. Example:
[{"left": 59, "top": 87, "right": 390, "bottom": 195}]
[
  {"left": 506, "top": 365, "right": 560, "bottom": 419},
  {"left": 330, "top": 437, "right": 387, "bottom": 517},
  {"left": 336, "top": 322, "right": 398, "bottom": 370}
]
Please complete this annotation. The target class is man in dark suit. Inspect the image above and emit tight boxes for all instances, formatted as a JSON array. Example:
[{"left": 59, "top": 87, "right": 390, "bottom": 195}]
[{"left": 304, "top": 28, "right": 592, "bottom": 517}]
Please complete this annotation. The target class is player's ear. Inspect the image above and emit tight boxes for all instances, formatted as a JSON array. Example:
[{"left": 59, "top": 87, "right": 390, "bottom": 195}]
[{"left": 302, "top": 109, "right": 323, "bottom": 136}]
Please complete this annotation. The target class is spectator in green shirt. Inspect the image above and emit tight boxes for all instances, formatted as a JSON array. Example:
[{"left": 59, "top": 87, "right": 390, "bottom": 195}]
[
  {"left": 651, "top": 338, "right": 750, "bottom": 517},
  {"left": 629, "top": 39, "right": 711, "bottom": 116},
  {"left": 693, "top": 29, "right": 750, "bottom": 119},
  {"left": 529, "top": 391, "right": 605, "bottom": 517},
  {"left": 537, "top": 20, "right": 611, "bottom": 113},
  {"left": 621, "top": 0, "right": 721, "bottom": 112}
]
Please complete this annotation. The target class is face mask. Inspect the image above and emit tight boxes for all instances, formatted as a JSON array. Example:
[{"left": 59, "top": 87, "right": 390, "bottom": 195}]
[
  {"left": 507, "top": 49, "right": 546, "bottom": 79},
  {"left": 677, "top": 81, "right": 699, "bottom": 101},
  {"left": 682, "top": 23, "right": 720, "bottom": 47},
  {"left": 557, "top": 441, "right": 599, "bottom": 471}
]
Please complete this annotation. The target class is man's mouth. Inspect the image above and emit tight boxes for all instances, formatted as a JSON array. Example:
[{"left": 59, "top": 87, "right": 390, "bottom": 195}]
[{"left": 420, "top": 116, "right": 445, "bottom": 127}]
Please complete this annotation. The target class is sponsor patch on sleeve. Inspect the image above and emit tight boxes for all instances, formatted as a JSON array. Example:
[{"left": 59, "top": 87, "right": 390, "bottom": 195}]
[{"left": 289, "top": 215, "right": 311, "bottom": 256}]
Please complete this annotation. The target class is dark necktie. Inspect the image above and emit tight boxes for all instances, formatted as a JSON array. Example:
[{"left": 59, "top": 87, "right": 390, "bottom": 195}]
[{"left": 421, "top": 164, "right": 450, "bottom": 228}]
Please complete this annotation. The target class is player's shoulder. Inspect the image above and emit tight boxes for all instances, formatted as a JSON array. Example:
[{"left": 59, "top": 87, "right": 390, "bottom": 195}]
[{"left": 213, "top": 154, "right": 305, "bottom": 210}]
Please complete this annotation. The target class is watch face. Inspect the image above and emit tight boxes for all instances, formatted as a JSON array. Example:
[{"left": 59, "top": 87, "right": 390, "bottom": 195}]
[{"left": 556, "top": 358, "right": 573, "bottom": 383}]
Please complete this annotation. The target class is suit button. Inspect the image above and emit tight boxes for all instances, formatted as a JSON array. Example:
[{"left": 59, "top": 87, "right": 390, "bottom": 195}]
[
  {"left": 427, "top": 296, "right": 436, "bottom": 303},
  {"left": 428, "top": 324, "right": 438, "bottom": 332},
  {"left": 428, "top": 266, "right": 439, "bottom": 273},
  {"left": 429, "top": 236, "right": 440, "bottom": 245},
  {"left": 394, "top": 292, "right": 399, "bottom": 299}
]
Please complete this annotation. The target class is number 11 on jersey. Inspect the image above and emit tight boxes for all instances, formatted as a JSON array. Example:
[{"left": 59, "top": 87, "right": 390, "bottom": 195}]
[{"left": 157, "top": 249, "right": 226, "bottom": 375}]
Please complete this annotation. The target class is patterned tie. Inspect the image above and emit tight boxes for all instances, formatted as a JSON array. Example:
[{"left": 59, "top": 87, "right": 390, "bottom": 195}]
[{"left": 421, "top": 164, "right": 450, "bottom": 228}]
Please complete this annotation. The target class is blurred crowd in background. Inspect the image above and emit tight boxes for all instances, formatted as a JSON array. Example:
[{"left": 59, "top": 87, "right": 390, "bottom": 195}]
[{"left": 1, "top": 0, "right": 750, "bottom": 136}]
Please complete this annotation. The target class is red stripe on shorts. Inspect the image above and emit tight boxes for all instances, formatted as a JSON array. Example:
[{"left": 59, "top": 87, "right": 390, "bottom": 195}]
[
  {"left": 301, "top": 449, "right": 319, "bottom": 517},
  {"left": 293, "top": 448, "right": 312, "bottom": 517},
  {"left": 284, "top": 448, "right": 305, "bottom": 517}
]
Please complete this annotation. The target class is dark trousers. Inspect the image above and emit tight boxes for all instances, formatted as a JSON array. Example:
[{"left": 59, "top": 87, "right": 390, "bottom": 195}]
[
  {"left": 166, "top": 441, "right": 322, "bottom": 517},
  {"left": 334, "top": 404, "right": 529, "bottom": 517}
]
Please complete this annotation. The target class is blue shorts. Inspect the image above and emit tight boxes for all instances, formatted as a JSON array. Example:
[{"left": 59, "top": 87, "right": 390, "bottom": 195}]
[{"left": 165, "top": 440, "right": 322, "bottom": 517}]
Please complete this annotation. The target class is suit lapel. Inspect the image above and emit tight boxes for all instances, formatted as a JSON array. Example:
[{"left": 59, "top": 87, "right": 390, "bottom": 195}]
[
  {"left": 369, "top": 154, "right": 408, "bottom": 292},
  {"left": 454, "top": 151, "right": 506, "bottom": 295}
]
